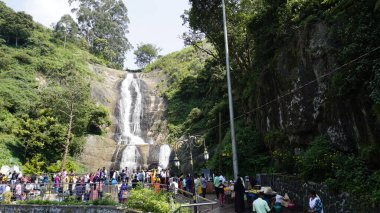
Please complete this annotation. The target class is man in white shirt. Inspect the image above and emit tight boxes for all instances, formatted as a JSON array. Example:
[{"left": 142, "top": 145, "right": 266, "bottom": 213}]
[{"left": 253, "top": 192, "right": 271, "bottom": 213}]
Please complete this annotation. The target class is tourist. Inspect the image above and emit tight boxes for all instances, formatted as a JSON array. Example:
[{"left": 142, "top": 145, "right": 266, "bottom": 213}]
[
  {"left": 11, "top": 171, "right": 17, "bottom": 185},
  {"left": 214, "top": 173, "right": 220, "bottom": 200},
  {"left": 219, "top": 173, "right": 226, "bottom": 183},
  {"left": 252, "top": 192, "right": 271, "bottom": 213},
  {"left": 218, "top": 180, "right": 226, "bottom": 207},
  {"left": 119, "top": 181, "right": 128, "bottom": 203},
  {"left": 194, "top": 174, "right": 201, "bottom": 195},
  {"left": 169, "top": 177, "right": 178, "bottom": 195},
  {"left": 138, "top": 170, "right": 145, "bottom": 185},
  {"left": 120, "top": 169, "right": 127, "bottom": 182},
  {"left": 234, "top": 176, "right": 246, "bottom": 213},
  {"left": 15, "top": 181, "right": 22, "bottom": 200},
  {"left": 75, "top": 182, "right": 84, "bottom": 201},
  {"left": 200, "top": 174, "right": 207, "bottom": 198},
  {"left": 90, "top": 179, "right": 98, "bottom": 200},
  {"left": 182, "top": 176, "right": 186, "bottom": 192},
  {"left": 309, "top": 190, "right": 324, "bottom": 213},
  {"left": 54, "top": 173, "right": 60, "bottom": 193},
  {"left": 84, "top": 180, "right": 91, "bottom": 201},
  {"left": 275, "top": 194, "right": 283, "bottom": 206},
  {"left": 131, "top": 176, "right": 139, "bottom": 188},
  {"left": 109, "top": 167, "right": 115, "bottom": 181},
  {"left": 68, "top": 170, "right": 74, "bottom": 195},
  {"left": 62, "top": 169, "right": 67, "bottom": 180},
  {"left": 184, "top": 175, "right": 190, "bottom": 192}
]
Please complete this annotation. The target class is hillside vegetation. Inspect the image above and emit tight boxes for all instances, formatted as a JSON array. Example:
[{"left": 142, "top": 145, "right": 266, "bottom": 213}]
[
  {"left": 0, "top": 1, "right": 110, "bottom": 173},
  {"left": 146, "top": 0, "right": 380, "bottom": 207}
]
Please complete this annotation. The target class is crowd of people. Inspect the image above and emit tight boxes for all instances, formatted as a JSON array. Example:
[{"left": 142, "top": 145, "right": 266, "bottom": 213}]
[
  {"left": 0, "top": 167, "right": 324, "bottom": 213},
  {"left": 0, "top": 166, "right": 171, "bottom": 203}
]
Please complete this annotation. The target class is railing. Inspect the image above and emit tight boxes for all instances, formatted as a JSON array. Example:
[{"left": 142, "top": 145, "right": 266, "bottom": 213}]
[
  {"left": 0, "top": 182, "right": 121, "bottom": 202},
  {"left": 0, "top": 181, "right": 218, "bottom": 212},
  {"left": 172, "top": 188, "right": 218, "bottom": 213}
]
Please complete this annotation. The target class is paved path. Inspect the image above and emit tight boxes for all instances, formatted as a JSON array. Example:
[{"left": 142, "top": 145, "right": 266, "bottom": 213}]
[
  {"left": 174, "top": 191, "right": 302, "bottom": 213},
  {"left": 197, "top": 194, "right": 301, "bottom": 213}
]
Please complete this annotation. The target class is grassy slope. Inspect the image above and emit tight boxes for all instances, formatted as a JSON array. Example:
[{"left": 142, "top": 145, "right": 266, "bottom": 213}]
[{"left": 0, "top": 21, "right": 104, "bottom": 168}]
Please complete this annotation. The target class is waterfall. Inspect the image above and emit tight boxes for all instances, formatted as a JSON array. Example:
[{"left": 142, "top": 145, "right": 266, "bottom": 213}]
[
  {"left": 158, "top": 144, "right": 171, "bottom": 170},
  {"left": 118, "top": 73, "right": 145, "bottom": 170},
  {"left": 119, "top": 73, "right": 144, "bottom": 145},
  {"left": 116, "top": 72, "right": 171, "bottom": 171}
]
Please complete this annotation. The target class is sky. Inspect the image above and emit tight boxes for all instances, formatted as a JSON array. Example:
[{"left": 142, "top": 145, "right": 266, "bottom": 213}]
[{"left": 3, "top": 0, "right": 190, "bottom": 69}]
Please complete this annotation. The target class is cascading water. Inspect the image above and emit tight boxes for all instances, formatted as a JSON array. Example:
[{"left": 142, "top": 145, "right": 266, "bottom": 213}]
[
  {"left": 119, "top": 73, "right": 144, "bottom": 145},
  {"left": 116, "top": 72, "right": 171, "bottom": 171},
  {"left": 158, "top": 144, "right": 171, "bottom": 170},
  {"left": 118, "top": 73, "right": 145, "bottom": 170}
]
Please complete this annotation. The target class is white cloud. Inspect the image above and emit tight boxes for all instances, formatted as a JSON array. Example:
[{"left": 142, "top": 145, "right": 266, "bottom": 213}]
[
  {"left": 3, "top": 0, "right": 72, "bottom": 28},
  {"left": 25, "top": 0, "right": 72, "bottom": 27}
]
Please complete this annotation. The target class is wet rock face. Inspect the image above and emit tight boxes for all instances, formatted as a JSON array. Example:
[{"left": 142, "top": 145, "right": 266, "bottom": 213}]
[
  {"left": 112, "top": 71, "right": 169, "bottom": 170},
  {"left": 256, "top": 23, "right": 379, "bottom": 151},
  {"left": 81, "top": 65, "right": 169, "bottom": 171},
  {"left": 138, "top": 72, "right": 168, "bottom": 145}
]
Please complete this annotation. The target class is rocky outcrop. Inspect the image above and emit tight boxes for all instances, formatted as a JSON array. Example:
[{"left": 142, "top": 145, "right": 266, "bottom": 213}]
[
  {"left": 256, "top": 23, "right": 380, "bottom": 151},
  {"left": 78, "top": 64, "right": 125, "bottom": 171},
  {"left": 79, "top": 64, "right": 169, "bottom": 171},
  {"left": 112, "top": 71, "right": 169, "bottom": 170},
  {"left": 137, "top": 71, "right": 168, "bottom": 145}
]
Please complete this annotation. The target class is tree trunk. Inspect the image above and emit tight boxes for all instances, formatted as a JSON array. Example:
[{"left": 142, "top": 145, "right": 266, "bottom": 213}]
[
  {"left": 61, "top": 103, "right": 74, "bottom": 172},
  {"left": 64, "top": 33, "right": 67, "bottom": 49}
]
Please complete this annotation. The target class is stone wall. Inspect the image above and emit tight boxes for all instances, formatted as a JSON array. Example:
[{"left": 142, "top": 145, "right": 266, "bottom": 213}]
[
  {"left": 0, "top": 205, "right": 139, "bottom": 213},
  {"left": 257, "top": 174, "right": 377, "bottom": 213}
]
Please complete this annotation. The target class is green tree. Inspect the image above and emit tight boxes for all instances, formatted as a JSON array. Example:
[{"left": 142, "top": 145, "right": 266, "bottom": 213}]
[
  {"left": 134, "top": 43, "right": 161, "bottom": 68},
  {"left": 54, "top": 14, "right": 79, "bottom": 48},
  {"left": 1, "top": 10, "right": 34, "bottom": 46},
  {"left": 69, "top": 0, "right": 131, "bottom": 69},
  {"left": 87, "top": 105, "right": 111, "bottom": 135},
  {"left": 42, "top": 75, "right": 91, "bottom": 171},
  {"left": 18, "top": 114, "right": 66, "bottom": 165}
]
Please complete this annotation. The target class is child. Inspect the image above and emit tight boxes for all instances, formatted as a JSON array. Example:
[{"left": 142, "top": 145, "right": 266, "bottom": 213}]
[{"left": 218, "top": 180, "right": 226, "bottom": 207}]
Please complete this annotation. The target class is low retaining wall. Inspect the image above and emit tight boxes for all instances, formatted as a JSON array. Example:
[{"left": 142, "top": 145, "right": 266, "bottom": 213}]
[
  {"left": 257, "top": 174, "right": 376, "bottom": 213},
  {"left": 0, "top": 205, "right": 139, "bottom": 213}
]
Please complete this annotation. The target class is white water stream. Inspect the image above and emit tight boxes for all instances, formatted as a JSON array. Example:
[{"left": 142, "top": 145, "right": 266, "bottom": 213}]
[{"left": 118, "top": 73, "right": 171, "bottom": 170}]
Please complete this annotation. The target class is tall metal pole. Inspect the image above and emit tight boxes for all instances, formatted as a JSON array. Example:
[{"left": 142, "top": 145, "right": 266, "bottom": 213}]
[
  {"left": 218, "top": 112, "right": 222, "bottom": 172},
  {"left": 222, "top": 0, "right": 238, "bottom": 180}
]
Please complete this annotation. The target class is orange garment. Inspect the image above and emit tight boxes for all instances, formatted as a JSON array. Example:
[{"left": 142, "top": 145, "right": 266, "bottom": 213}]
[{"left": 154, "top": 182, "right": 160, "bottom": 193}]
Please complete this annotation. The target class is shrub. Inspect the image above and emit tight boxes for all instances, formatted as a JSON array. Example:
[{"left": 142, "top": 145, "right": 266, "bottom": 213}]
[
  {"left": 13, "top": 52, "right": 33, "bottom": 64},
  {"left": 296, "top": 136, "right": 339, "bottom": 182},
  {"left": 87, "top": 105, "right": 111, "bottom": 135},
  {"left": 3, "top": 191, "right": 12, "bottom": 204},
  {"left": 126, "top": 188, "right": 174, "bottom": 213},
  {"left": 0, "top": 53, "right": 15, "bottom": 70}
]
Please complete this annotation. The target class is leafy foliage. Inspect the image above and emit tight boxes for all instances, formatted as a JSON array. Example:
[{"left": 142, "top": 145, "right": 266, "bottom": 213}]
[
  {"left": 54, "top": 14, "right": 79, "bottom": 48},
  {"left": 156, "top": 0, "right": 380, "bottom": 204},
  {"left": 69, "top": 0, "right": 132, "bottom": 69},
  {"left": 296, "top": 136, "right": 339, "bottom": 182},
  {"left": 126, "top": 188, "right": 175, "bottom": 213},
  {"left": 133, "top": 43, "right": 161, "bottom": 68},
  {"left": 0, "top": 2, "right": 110, "bottom": 173},
  {"left": 18, "top": 114, "right": 66, "bottom": 164},
  {"left": 0, "top": 2, "right": 34, "bottom": 46}
]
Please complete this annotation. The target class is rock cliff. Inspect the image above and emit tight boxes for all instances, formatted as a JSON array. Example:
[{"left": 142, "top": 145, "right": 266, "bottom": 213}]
[
  {"left": 255, "top": 23, "right": 379, "bottom": 152},
  {"left": 79, "top": 65, "right": 168, "bottom": 171}
]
